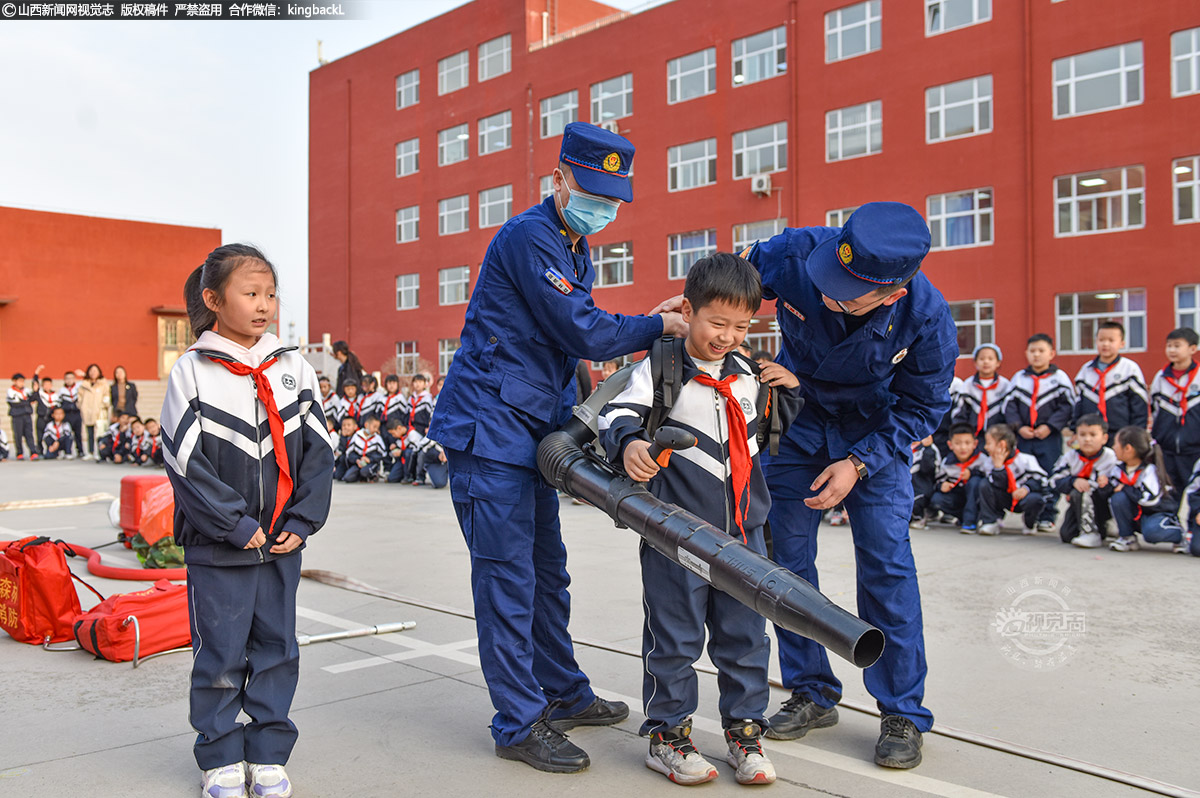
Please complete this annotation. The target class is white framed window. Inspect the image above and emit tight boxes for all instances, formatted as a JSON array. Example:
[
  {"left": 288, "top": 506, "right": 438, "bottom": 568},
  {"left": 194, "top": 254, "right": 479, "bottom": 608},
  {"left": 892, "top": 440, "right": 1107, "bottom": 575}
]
[
  {"left": 732, "top": 122, "right": 787, "bottom": 179},
  {"left": 395, "top": 273, "right": 419, "bottom": 310},
  {"left": 1174, "top": 155, "right": 1200, "bottom": 223},
  {"left": 395, "top": 206, "right": 419, "bottom": 243},
  {"left": 539, "top": 175, "right": 554, "bottom": 200},
  {"left": 1177, "top": 284, "right": 1200, "bottom": 330},
  {"left": 733, "top": 26, "right": 787, "bottom": 86},
  {"left": 668, "top": 47, "right": 717, "bottom": 104},
  {"left": 438, "top": 50, "right": 469, "bottom": 95},
  {"left": 948, "top": 299, "right": 994, "bottom": 357},
  {"left": 438, "top": 338, "right": 461, "bottom": 375},
  {"left": 1055, "top": 166, "right": 1144, "bottom": 237},
  {"left": 395, "top": 341, "right": 419, "bottom": 375},
  {"left": 668, "top": 138, "right": 717, "bottom": 192},
  {"left": 439, "top": 266, "right": 470, "bottom": 305},
  {"left": 826, "top": 1, "right": 881, "bottom": 63},
  {"left": 438, "top": 124, "right": 469, "bottom": 166},
  {"left": 478, "top": 110, "right": 511, "bottom": 155},
  {"left": 395, "top": 137, "right": 419, "bottom": 177},
  {"left": 826, "top": 100, "right": 882, "bottom": 161},
  {"left": 1053, "top": 42, "right": 1142, "bottom": 118},
  {"left": 926, "top": 0, "right": 990, "bottom": 36},
  {"left": 540, "top": 90, "right": 578, "bottom": 139},
  {"left": 1056, "top": 289, "right": 1147, "bottom": 354},
  {"left": 733, "top": 218, "right": 787, "bottom": 252},
  {"left": 745, "top": 319, "right": 781, "bottom": 357},
  {"left": 590, "top": 242, "right": 633, "bottom": 287},
  {"left": 395, "top": 69, "right": 419, "bottom": 109},
  {"left": 1172, "top": 27, "right": 1200, "bottom": 97},
  {"left": 438, "top": 195, "right": 469, "bottom": 236},
  {"left": 826, "top": 206, "right": 858, "bottom": 226},
  {"left": 668, "top": 229, "right": 717, "bottom": 280},
  {"left": 591, "top": 73, "right": 633, "bottom": 124},
  {"left": 927, "top": 75, "right": 992, "bottom": 142},
  {"left": 928, "top": 188, "right": 993, "bottom": 249},
  {"left": 478, "top": 34, "right": 511, "bottom": 82},
  {"left": 478, "top": 184, "right": 513, "bottom": 229}
]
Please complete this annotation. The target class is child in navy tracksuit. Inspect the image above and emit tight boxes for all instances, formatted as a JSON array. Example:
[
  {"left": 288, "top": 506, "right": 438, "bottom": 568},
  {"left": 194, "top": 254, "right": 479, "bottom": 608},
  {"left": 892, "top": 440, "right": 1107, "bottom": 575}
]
[
  {"left": 951, "top": 343, "right": 1009, "bottom": 451},
  {"left": 318, "top": 375, "right": 343, "bottom": 428},
  {"left": 379, "top": 374, "right": 407, "bottom": 431},
  {"left": 57, "top": 371, "right": 85, "bottom": 458},
  {"left": 1070, "top": 321, "right": 1147, "bottom": 436},
  {"left": 1049, "top": 414, "right": 1118, "bottom": 548},
  {"left": 978, "top": 424, "right": 1051, "bottom": 535},
  {"left": 40, "top": 406, "right": 74, "bottom": 460},
  {"left": 601, "top": 253, "right": 801, "bottom": 786},
  {"left": 162, "top": 244, "right": 332, "bottom": 798},
  {"left": 403, "top": 373, "right": 434, "bottom": 483},
  {"left": 1003, "top": 334, "right": 1074, "bottom": 531},
  {"left": 908, "top": 436, "right": 939, "bottom": 528},
  {"left": 1106, "top": 426, "right": 1186, "bottom": 553},
  {"left": 7, "top": 372, "right": 39, "bottom": 459},
  {"left": 1149, "top": 328, "right": 1200, "bottom": 498},
  {"left": 35, "top": 377, "right": 59, "bottom": 454},
  {"left": 930, "top": 423, "right": 989, "bottom": 531},
  {"left": 340, "top": 414, "right": 385, "bottom": 483}
]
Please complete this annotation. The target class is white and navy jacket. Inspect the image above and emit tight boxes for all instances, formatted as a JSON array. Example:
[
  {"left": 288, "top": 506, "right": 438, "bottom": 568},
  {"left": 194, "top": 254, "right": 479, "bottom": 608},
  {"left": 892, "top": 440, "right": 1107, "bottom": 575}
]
[
  {"left": 360, "top": 389, "right": 386, "bottom": 421},
  {"left": 934, "top": 451, "right": 989, "bottom": 489},
  {"left": 1150, "top": 362, "right": 1200, "bottom": 455},
  {"left": 36, "top": 388, "right": 59, "bottom": 419},
  {"left": 342, "top": 393, "right": 368, "bottom": 425},
  {"left": 101, "top": 422, "right": 130, "bottom": 455},
  {"left": 6, "top": 385, "right": 34, "bottom": 419},
  {"left": 985, "top": 452, "right": 1050, "bottom": 495},
  {"left": 1050, "top": 447, "right": 1119, "bottom": 495},
  {"left": 1108, "top": 462, "right": 1180, "bottom": 516},
  {"left": 56, "top": 384, "right": 82, "bottom": 415},
  {"left": 1072, "top": 356, "right": 1147, "bottom": 431},
  {"left": 910, "top": 441, "right": 939, "bottom": 475},
  {"left": 321, "top": 391, "right": 345, "bottom": 427},
  {"left": 138, "top": 432, "right": 164, "bottom": 464},
  {"left": 951, "top": 374, "right": 1011, "bottom": 435},
  {"left": 600, "top": 350, "right": 801, "bottom": 537},
  {"left": 346, "top": 429, "right": 386, "bottom": 469},
  {"left": 408, "top": 389, "right": 434, "bottom": 436},
  {"left": 1003, "top": 366, "right": 1075, "bottom": 432},
  {"left": 41, "top": 421, "right": 73, "bottom": 451},
  {"left": 162, "top": 331, "right": 334, "bottom": 567},
  {"left": 379, "top": 392, "right": 408, "bottom": 429}
]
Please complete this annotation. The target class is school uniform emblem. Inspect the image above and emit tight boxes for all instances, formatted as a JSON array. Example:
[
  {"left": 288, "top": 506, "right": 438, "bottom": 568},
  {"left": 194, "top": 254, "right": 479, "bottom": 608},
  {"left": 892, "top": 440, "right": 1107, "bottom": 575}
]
[
  {"left": 782, "top": 301, "right": 805, "bottom": 321},
  {"left": 544, "top": 268, "right": 574, "bottom": 295},
  {"left": 739, "top": 398, "right": 754, "bottom": 415},
  {"left": 892, "top": 348, "right": 909, "bottom": 364},
  {"left": 281, "top": 374, "right": 297, "bottom": 390},
  {"left": 603, "top": 152, "right": 621, "bottom": 172}
]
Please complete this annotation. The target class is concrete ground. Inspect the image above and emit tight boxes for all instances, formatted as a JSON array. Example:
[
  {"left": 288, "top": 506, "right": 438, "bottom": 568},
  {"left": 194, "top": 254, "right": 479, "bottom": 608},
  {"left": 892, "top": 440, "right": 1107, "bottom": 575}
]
[{"left": 0, "top": 459, "right": 1197, "bottom": 798}]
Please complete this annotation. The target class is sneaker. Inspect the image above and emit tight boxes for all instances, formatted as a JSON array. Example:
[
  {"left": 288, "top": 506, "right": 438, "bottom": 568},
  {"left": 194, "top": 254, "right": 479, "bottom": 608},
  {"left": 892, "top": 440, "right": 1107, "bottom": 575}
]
[
  {"left": 411, "top": 479, "right": 423, "bottom": 486},
  {"left": 495, "top": 718, "right": 590, "bottom": 773},
  {"left": 245, "top": 763, "right": 292, "bottom": 798},
  {"left": 1036, "top": 521, "right": 1056, "bottom": 534},
  {"left": 960, "top": 524, "right": 977, "bottom": 535},
  {"left": 978, "top": 522, "right": 1001, "bottom": 536},
  {"left": 30, "top": 453, "right": 39, "bottom": 461},
  {"left": 829, "top": 509, "right": 848, "bottom": 526},
  {"left": 1109, "top": 536, "right": 1139, "bottom": 552},
  {"left": 909, "top": 516, "right": 927, "bottom": 530},
  {"left": 874, "top": 715, "right": 923, "bottom": 769},
  {"left": 200, "top": 763, "right": 247, "bottom": 798},
  {"left": 645, "top": 720, "right": 718, "bottom": 785},
  {"left": 940, "top": 515, "right": 960, "bottom": 527},
  {"left": 1174, "top": 532, "right": 1193, "bottom": 555},
  {"left": 725, "top": 721, "right": 776, "bottom": 785},
  {"left": 1021, "top": 525, "right": 1037, "bottom": 535},
  {"left": 1071, "top": 531, "right": 1102, "bottom": 548},
  {"left": 15, "top": 454, "right": 23, "bottom": 461},
  {"left": 765, "top": 693, "right": 838, "bottom": 740},
  {"left": 552, "top": 696, "right": 629, "bottom": 730}
]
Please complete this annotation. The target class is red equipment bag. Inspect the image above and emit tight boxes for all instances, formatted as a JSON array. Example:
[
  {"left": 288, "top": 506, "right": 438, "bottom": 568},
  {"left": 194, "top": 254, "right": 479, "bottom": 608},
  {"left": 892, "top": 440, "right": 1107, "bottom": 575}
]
[
  {"left": 73, "top": 579, "right": 191, "bottom": 663},
  {"left": 0, "top": 537, "right": 104, "bottom": 645}
]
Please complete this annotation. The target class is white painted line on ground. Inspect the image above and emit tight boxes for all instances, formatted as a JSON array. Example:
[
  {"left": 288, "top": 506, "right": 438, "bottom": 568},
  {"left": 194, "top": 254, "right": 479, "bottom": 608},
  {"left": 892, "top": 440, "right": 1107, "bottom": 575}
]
[
  {"left": 300, "top": 605, "right": 1007, "bottom": 798},
  {"left": 0, "top": 493, "right": 115, "bottom": 511}
]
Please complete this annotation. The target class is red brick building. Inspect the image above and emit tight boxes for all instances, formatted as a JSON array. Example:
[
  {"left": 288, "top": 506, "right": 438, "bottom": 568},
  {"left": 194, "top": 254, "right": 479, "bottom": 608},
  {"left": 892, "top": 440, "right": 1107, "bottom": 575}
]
[
  {"left": 308, "top": 0, "right": 1200, "bottom": 383},
  {"left": 0, "top": 206, "right": 221, "bottom": 382}
]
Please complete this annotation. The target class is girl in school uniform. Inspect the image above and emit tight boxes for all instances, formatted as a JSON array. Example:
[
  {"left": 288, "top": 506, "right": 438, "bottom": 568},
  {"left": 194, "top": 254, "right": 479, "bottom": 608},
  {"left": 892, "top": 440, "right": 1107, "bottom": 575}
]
[
  {"left": 1107, "top": 426, "right": 1186, "bottom": 553},
  {"left": 162, "top": 244, "right": 333, "bottom": 798}
]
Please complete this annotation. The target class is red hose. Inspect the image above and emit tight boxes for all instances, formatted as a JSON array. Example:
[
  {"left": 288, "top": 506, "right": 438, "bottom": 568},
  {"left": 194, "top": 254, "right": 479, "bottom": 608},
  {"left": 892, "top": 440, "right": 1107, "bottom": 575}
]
[{"left": 0, "top": 540, "right": 186, "bottom": 581}]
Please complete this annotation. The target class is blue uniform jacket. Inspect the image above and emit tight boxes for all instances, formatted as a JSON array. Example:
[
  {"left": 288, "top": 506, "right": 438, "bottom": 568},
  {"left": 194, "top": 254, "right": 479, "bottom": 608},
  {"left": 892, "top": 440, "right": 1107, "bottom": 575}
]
[
  {"left": 746, "top": 226, "right": 958, "bottom": 476},
  {"left": 429, "top": 196, "right": 663, "bottom": 470}
]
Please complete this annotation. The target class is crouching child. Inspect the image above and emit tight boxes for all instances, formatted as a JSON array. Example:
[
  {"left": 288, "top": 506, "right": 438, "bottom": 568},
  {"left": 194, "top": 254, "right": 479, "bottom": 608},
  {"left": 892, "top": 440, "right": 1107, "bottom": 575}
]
[
  {"left": 930, "top": 423, "right": 988, "bottom": 532},
  {"left": 1050, "top": 413, "right": 1118, "bottom": 548},
  {"left": 978, "top": 424, "right": 1051, "bottom": 536}
]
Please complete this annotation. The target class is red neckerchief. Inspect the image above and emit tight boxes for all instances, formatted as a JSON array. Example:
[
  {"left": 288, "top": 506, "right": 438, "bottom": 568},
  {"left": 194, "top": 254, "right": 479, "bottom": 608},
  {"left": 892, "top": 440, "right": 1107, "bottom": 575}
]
[
  {"left": 62, "top": 385, "right": 78, "bottom": 403},
  {"left": 50, "top": 423, "right": 63, "bottom": 441},
  {"left": 10, "top": 386, "right": 26, "bottom": 402},
  {"left": 1118, "top": 464, "right": 1146, "bottom": 521},
  {"left": 1027, "top": 369, "right": 1051, "bottom": 427},
  {"left": 1162, "top": 362, "right": 1198, "bottom": 425},
  {"left": 1077, "top": 450, "right": 1102, "bottom": 480},
  {"left": 39, "top": 390, "right": 57, "bottom": 408},
  {"left": 975, "top": 376, "right": 1000, "bottom": 435},
  {"left": 345, "top": 395, "right": 364, "bottom": 420},
  {"left": 1002, "top": 456, "right": 1020, "bottom": 510},
  {"left": 692, "top": 372, "right": 751, "bottom": 543},
  {"left": 952, "top": 453, "right": 981, "bottom": 487},
  {"left": 206, "top": 355, "right": 293, "bottom": 537},
  {"left": 384, "top": 393, "right": 401, "bottom": 420},
  {"left": 409, "top": 394, "right": 419, "bottom": 426},
  {"left": 1091, "top": 358, "right": 1120, "bottom": 421}
]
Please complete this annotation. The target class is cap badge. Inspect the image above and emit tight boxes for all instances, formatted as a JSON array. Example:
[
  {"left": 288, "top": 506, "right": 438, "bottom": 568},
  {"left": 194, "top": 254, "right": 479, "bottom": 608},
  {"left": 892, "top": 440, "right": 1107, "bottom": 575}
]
[
  {"left": 837, "top": 242, "right": 853, "bottom": 266},
  {"left": 603, "top": 152, "right": 621, "bottom": 172}
]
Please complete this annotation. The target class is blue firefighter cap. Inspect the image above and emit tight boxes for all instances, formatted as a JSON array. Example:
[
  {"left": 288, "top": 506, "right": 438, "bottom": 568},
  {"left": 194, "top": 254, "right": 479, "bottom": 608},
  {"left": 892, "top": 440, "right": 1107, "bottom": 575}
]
[
  {"left": 559, "top": 122, "right": 635, "bottom": 203},
  {"left": 807, "top": 201, "right": 931, "bottom": 301}
]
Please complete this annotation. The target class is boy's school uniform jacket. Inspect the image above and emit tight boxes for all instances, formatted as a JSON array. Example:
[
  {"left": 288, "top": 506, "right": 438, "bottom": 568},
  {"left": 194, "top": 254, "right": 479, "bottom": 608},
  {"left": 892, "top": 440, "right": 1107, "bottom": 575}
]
[
  {"left": 600, "top": 350, "right": 801, "bottom": 538},
  {"left": 360, "top": 389, "right": 385, "bottom": 421},
  {"left": 6, "top": 386, "right": 34, "bottom": 418},
  {"left": 910, "top": 442, "right": 939, "bottom": 476},
  {"left": 1107, "top": 463, "right": 1180, "bottom": 517},
  {"left": 36, "top": 389, "right": 59, "bottom": 418},
  {"left": 41, "top": 421, "right": 73, "bottom": 451},
  {"left": 1050, "top": 447, "right": 1119, "bottom": 494},
  {"left": 139, "top": 433, "right": 164, "bottom": 463},
  {"left": 342, "top": 394, "right": 367, "bottom": 425},
  {"left": 935, "top": 451, "right": 988, "bottom": 488},
  {"left": 1150, "top": 362, "right": 1200, "bottom": 455},
  {"left": 952, "top": 375, "right": 1011, "bottom": 435},
  {"left": 408, "top": 390, "right": 434, "bottom": 436},
  {"left": 56, "top": 384, "right": 82, "bottom": 415},
  {"left": 348, "top": 430, "right": 386, "bottom": 466},
  {"left": 1003, "top": 366, "right": 1075, "bottom": 431},
  {"left": 321, "top": 392, "right": 345, "bottom": 426},
  {"left": 1072, "top": 356, "right": 1147, "bottom": 431},
  {"left": 986, "top": 452, "right": 1050, "bottom": 495},
  {"left": 162, "top": 331, "right": 334, "bottom": 567},
  {"left": 380, "top": 392, "right": 407, "bottom": 428}
]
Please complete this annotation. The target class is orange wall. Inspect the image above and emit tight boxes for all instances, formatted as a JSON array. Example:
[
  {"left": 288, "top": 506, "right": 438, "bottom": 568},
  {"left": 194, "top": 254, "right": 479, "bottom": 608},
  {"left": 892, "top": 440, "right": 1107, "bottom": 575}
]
[{"left": 0, "top": 207, "right": 221, "bottom": 382}]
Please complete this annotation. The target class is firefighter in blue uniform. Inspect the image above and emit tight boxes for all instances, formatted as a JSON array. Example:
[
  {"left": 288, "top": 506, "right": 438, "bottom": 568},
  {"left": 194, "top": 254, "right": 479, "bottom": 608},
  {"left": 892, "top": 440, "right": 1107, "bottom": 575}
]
[
  {"left": 742, "top": 202, "right": 957, "bottom": 769},
  {"left": 428, "top": 122, "right": 686, "bottom": 773}
]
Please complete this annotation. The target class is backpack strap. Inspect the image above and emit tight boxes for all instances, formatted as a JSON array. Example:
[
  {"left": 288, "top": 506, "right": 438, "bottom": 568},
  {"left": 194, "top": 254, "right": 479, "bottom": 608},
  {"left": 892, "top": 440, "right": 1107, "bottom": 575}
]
[
  {"left": 645, "top": 336, "right": 685, "bottom": 438},
  {"left": 754, "top": 374, "right": 783, "bottom": 457}
]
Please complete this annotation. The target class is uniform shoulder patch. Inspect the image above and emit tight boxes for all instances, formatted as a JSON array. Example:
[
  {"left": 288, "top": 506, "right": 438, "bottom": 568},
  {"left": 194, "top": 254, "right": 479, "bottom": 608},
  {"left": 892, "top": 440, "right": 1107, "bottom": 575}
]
[
  {"left": 781, "top": 301, "right": 805, "bottom": 321},
  {"left": 544, "top": 267, "right": 574, "bottom": 295},
  {"left": 892, "top": 348, "right": 909, "bottom": 365}
]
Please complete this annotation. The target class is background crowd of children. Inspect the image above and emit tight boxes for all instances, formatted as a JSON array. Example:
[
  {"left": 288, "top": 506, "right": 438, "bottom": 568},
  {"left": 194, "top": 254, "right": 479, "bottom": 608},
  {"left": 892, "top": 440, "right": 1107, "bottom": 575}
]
[{"left": 910, "top": 324, "right": 1200, "bottom": 557}]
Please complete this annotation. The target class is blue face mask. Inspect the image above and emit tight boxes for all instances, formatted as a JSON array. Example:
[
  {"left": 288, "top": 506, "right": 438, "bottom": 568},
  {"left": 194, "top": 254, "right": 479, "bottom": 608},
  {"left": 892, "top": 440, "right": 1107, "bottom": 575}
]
[{"left": 558, "top": 181, "right": 621, "bottom": 236}]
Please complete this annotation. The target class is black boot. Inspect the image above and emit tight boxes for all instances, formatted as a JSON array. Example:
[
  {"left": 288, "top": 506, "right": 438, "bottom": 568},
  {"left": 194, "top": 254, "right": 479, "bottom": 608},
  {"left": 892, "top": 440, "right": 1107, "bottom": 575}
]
[
  {"left": 495, "top": 718, "right": 590, "bottom": 773},
  {"left": 552, "top": 696, "right": 630, "bottom": 730},
  {"left": 765, "top": 693, "right": 839, "bottom": 740},
  {"left": 874, "top": 714, "right": 923, "bottom": 769}
]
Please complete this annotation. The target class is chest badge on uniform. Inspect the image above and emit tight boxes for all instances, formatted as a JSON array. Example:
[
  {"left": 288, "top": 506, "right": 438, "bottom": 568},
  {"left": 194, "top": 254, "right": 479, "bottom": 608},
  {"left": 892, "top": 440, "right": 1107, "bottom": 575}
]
[
  {"left": 739, "top": 397, "right": 754, "bottom": 416},
  {"left": 782, "top": 301, "right": 805, "bottom": 321},
  {"left": 281, "top": 374, "right": 297, "bottom": 390},
  {"left": 544, "top": 268, "right": 574, "bottom": 295},
  {"left": 892, "top": 348, "right": 909, "bottom": 365}
]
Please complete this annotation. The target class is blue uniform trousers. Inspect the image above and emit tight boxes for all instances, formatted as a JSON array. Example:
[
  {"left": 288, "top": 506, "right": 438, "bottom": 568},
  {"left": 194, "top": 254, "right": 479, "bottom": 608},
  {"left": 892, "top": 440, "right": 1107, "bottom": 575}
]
[
  {"left": 1110, "top": 490, "right": 1184, "bottom": 543},
  {"left": 930, "top": 477, "right": 983, "bottom": 527},
  {"left": 639, "top": 529, "right": 770, "bottom": 735},
  {"left": 187, "top": 553, "right": 301, "bottom": 769},
  {"left": 445, "top": 449, "right": 595, "bottom": 747},
  {"left": 764, "top": 444, "right": 933, "bottom": 732},
  {"left": 1016, "top": 433, "right": 1062, "bottom": 523}
]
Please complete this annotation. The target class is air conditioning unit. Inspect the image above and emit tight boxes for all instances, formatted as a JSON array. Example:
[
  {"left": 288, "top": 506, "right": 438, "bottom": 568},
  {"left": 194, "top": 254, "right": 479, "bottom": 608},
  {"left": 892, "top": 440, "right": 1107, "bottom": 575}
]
[
  {"left": 601, "top": 120, "right": 620, "bottom": 133},
  {"left": 751, "top": 174, "right": 772, "bottom": 196}
]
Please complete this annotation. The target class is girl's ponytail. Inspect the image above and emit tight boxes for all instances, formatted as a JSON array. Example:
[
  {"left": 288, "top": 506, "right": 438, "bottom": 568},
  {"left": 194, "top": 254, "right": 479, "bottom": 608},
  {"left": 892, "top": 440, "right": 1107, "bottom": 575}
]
[
  {"left": 1115, "top": 426, "right": 1172, "bottom": 488},
  {"left": 185, "top": 243, "right": 278, "bottom": 339},
  {"left": 185, "top": 264, "right": 217, "bottom": 338}
]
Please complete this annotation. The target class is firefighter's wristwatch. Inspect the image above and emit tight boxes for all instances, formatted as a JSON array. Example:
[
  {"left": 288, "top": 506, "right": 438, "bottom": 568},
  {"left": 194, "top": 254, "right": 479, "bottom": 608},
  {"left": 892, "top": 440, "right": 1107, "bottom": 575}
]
[{"left": 847, "top": 454, "right": 867, "bottom": 480}]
